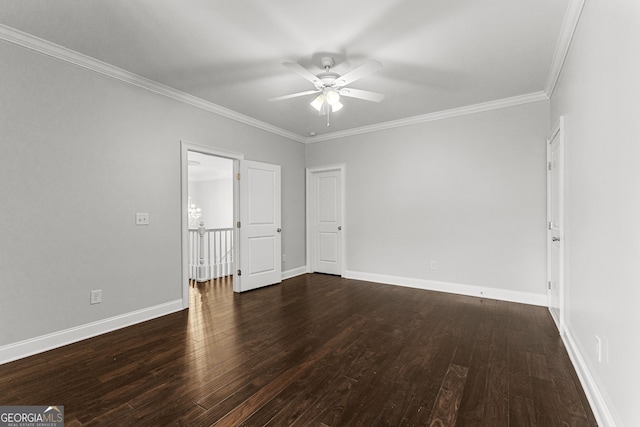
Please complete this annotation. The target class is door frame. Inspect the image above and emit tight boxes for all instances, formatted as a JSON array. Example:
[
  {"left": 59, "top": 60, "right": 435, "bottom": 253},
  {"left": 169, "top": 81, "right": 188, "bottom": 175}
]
[
  {"left": 546, "top": 117, "right": 565, "bottom": 331},
  {"left": 180, "top": 140, "right": 244, "bottom": 308},
  {"left": 306, "top": 164, "right": 346, "bottom": 276}
]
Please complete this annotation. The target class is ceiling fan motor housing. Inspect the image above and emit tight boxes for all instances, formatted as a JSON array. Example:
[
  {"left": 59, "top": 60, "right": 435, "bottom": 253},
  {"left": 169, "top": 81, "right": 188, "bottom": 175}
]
[
  {"left": 315, "top": 57, "right": 340, "bottom": 89},
  {"left": 315, "top": 72, "right": 340, "bottom": 89}
]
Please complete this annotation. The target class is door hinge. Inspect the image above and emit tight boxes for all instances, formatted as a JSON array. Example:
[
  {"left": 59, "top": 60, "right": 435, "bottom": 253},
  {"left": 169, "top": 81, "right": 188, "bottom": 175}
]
[
  {"left": 237, "top": 269, "right": 242, "bottom": 276},
  {"left": 548, "top": 161, "right": 552, "bottom": 171},
  {"left": 548, "top": 221, "right": 552, "bottom": 230},
  {"left": 548, "top": 281, "right": 552, "bottom": 290},
  {"left": 237, "top": 221, "right": 241, "bottom": 228},
  {"left": 236, "top": 173, "right": 241, "bottom": 180}
]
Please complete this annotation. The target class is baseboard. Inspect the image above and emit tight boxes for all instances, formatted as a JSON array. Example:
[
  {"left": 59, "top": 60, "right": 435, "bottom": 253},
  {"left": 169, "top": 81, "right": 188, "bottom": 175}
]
[
  {"left": 0, "top": 299, "right": 184, "bottom": 365},
  {"left": 344, "top": 270, "right": 547, "bottom": 306},
  {"left": 561, "top": 325, "right": 620, "bottom": 427},
  {"left": 282, "top": 266, "right": 307, "bottom": 281}
]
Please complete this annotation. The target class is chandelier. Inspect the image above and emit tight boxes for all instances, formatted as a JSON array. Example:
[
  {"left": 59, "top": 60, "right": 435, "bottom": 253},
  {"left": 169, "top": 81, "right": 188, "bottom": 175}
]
[{"left": 188, "top": 196, "right": 202, "bottom": 228}]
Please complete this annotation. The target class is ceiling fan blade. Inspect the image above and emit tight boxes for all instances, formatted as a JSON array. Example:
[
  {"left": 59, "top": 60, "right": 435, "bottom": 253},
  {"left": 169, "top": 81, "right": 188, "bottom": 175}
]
[
  {"left": 269, "top": 89, "right": 320, "bottom": 102},
  {"left": 336, "top": 59, "right": 383, "bottom": 87},
  {"left": 282, "top": 62, "right": 322, "bottom": 86},
  {"left": 338, "top": 88, "right": 385, "bottom": 102}
]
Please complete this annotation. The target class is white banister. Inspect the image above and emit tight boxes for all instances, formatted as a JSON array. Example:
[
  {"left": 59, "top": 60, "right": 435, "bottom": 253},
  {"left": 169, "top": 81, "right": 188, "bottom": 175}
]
[
  {"left": 197, "top": 221, "right": 206, "bottom": 282},
  {"left": 188, "top": 224, "right": 234, "bottom": 282}
]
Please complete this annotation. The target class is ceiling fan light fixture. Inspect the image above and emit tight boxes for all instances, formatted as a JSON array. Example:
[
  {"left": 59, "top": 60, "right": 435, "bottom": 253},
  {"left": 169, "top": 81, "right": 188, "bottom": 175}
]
[
  {"left": 325, "top": 89, "right": 340, "bottom": 106},
  {"left": 311, "top": 89, "right": 342, "bottom": 114},
  {"left": 310, "top": 94, "right": 324, "bottom": 111}
]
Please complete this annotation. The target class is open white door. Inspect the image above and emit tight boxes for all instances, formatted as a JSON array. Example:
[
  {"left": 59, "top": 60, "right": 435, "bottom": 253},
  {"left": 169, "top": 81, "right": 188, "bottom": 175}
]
[
  {"left": 547, "top": 117, "right": 564, "bottom": 330},
  {"left": 237, "top": 160, "right": 282, "bottom": 292}
]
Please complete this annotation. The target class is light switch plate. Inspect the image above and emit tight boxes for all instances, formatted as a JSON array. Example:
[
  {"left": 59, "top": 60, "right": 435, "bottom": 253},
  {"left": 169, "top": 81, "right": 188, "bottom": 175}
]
[{"left": 90, "top": 289, "right": 102, "bottom": 304}]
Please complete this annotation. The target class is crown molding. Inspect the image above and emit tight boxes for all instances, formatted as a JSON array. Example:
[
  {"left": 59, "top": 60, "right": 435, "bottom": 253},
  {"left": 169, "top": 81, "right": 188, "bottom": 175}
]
[
  {"left": 0, "top": 24, "right": 306, "bottom": 143},
  {"left": 304, "top": 91, "right": 550, "bottom": 143},
  {"left": 544, "top": 0, "right": 586, "bottom": 97},
  {"left": 0, "top": 22, "right": 560, "bottom": 145}
]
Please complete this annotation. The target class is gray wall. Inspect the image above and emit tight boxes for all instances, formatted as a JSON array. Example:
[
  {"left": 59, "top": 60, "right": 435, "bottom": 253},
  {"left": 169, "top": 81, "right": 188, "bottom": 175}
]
[
  {"left": 306, "top": 101, "right": 549, "bottom": 296},
  {"left": 550, "top": 1, "right": 640, "bottom": 425},
  {"left": 0, "top": 40, "right": 306, "bottom": 346}
]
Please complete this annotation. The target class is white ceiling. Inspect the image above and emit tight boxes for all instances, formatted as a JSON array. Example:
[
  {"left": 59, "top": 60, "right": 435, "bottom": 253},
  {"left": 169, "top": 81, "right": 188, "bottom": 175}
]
[
  {"left": 0, "top": 0, "right": 571, "bottom": 139},
  {"left": 188, "top": 151, "right": 233, "bottom": 182}
]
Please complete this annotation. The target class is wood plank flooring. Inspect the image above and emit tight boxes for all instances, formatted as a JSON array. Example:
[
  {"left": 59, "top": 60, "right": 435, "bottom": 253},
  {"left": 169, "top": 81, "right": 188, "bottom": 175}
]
[{"left": 0, "top": 274, "right": 597, "bottom": 426}]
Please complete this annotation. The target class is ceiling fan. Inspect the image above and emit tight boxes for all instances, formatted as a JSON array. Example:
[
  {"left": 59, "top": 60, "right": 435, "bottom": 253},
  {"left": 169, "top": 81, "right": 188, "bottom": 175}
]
[{"left": 270, "top": 56, "right": 385, "bottom": 126}]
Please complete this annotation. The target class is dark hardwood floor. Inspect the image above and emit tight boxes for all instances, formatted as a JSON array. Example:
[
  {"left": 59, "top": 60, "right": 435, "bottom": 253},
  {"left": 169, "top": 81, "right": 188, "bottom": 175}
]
[{"left": 0, "top": 274, "right": 596, "bottom": 426}]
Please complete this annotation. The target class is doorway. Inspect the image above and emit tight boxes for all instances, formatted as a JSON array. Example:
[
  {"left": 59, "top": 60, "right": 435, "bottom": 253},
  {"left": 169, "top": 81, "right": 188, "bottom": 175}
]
[
  {"left": 187, "top": 152, "right": 234, "bottom": 284},
  {"left": 181, "top": 142, "right": 283, "bottom": 308},
  {"left": 306, "top": 165, "right": 345, "bottom": 276},
  {"left": 181, "top": 142, "right": 243, "bottom": 308}
]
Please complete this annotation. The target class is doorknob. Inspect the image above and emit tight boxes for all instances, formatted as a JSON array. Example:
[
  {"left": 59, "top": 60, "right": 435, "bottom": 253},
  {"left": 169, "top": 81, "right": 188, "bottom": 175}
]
[
  {"left": 277, "top": 228, "right": 282, "bottom": 233},
  {"left": 552, "top": 237, "right": 560, "bottom": 242},
  {"left": 338, "top": 226, "right": 342, "bottom": 231}
]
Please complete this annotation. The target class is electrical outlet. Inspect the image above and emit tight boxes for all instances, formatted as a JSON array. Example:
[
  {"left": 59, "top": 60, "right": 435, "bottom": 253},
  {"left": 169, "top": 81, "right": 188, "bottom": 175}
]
[
  {"left": 430, "top": 260, "right": 438, "bottom": 270},
  {"left": 90, "top": 290, "right": 102, "bottom": 305},
  {"left": 135, "top": 213, "right": 149, "bottom": 225}
]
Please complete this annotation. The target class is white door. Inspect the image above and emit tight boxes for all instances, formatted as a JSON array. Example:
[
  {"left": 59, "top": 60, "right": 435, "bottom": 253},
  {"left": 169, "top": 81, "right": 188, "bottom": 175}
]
[
  {"left": 547, "top": 118, "right": 564, "bottom": 329},
  {"left": 309, "top": 168, "right": 343, "bottom": 275},
  {"left": 237, "top": 160, "right": 281, "bottom": 292}
]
